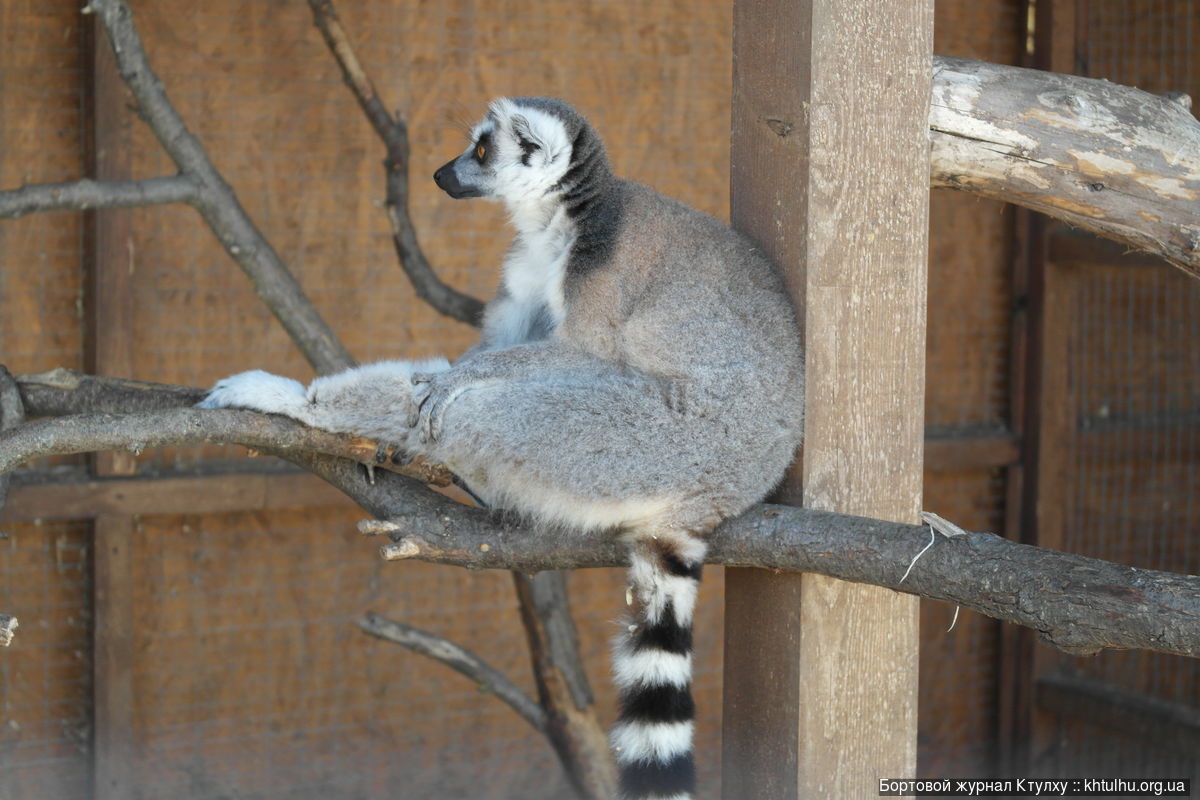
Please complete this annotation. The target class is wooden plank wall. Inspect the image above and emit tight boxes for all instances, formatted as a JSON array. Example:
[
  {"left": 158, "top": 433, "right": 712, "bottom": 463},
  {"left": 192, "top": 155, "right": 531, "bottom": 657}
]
[
  {"left": 1024, "top": 0, "right": 1200, "bottom": 781},
  {"left": 0, "top": 2, "right": 93, "bottom": 798},
  {"left": 0, "top": 0, "right": 1024, "bottom": 797}
]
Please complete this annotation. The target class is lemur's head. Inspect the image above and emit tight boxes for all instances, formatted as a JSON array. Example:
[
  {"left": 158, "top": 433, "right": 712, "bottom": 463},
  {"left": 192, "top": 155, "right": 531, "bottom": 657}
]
[{"left": 434, "top": 97, "right": 609, "bottom": 212}]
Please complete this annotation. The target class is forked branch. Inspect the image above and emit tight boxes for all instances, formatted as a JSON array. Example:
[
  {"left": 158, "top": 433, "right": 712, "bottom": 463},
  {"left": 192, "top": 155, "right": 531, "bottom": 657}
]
[{"left": 78, "top": 0, "right": 353, "bottom": 373}]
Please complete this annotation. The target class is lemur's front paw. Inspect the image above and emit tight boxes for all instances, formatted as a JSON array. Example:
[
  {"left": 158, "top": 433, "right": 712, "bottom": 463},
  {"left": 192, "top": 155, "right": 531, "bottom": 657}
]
[
  {"left": 410, "top": 370, "right": 485, "bottom": 444},
  {"left": 196, "top": 370, "right": 308, "bottom": 418}
]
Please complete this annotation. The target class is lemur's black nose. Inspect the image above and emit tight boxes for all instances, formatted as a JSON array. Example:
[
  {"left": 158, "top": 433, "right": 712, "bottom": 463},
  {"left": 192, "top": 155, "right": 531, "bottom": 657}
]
[{"left": 433, "top": 166, "right": 446, "bottom": 184}]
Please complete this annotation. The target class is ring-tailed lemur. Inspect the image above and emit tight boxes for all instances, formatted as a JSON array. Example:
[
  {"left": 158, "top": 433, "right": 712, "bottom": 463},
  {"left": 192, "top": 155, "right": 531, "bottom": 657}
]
[{"left": 199, "top": 97, "right": 805, "bottom": 800}]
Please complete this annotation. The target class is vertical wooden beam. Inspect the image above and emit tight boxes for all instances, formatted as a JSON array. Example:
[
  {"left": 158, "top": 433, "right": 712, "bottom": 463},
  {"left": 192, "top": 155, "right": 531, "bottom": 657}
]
[
  {"left": 86, "top": 17, "right": 139, "bottom": 799},
  {"left": 86, "top": 13, "right": 137, "bottom": 477},
  {"left": 92, "top": 515, "right": 135, "bottom": 800},
  {"left": 723, "top": 1, "right": 931, "bottom": 797}
]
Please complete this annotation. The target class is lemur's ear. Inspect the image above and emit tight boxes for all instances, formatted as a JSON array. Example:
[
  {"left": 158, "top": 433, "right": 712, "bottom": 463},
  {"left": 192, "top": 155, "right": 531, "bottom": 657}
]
[{"left": 509, "top": 114, "right": 544, "bottom": 165}]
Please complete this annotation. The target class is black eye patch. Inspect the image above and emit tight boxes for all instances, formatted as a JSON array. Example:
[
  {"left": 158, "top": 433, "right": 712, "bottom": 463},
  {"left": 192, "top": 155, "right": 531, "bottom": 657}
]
[{"left": 474, "top": 132, "right": 492, "bottom": 163}]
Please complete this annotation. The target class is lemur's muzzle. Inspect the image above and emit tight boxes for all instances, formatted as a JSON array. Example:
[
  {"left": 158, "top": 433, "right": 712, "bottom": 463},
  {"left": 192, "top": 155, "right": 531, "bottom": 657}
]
[{"left": 434, "top": 159, "right": 484, "bottom": 199}]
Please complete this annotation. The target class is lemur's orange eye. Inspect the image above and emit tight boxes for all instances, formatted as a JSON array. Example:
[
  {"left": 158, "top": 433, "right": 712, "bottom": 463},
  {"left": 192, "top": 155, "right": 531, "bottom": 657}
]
[{"left": 475, "top": 142, "right": 487, "bottom": 161}]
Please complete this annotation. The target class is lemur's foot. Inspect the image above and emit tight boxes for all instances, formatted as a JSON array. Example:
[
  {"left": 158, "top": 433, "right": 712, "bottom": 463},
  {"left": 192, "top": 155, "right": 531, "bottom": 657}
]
[
  {"left": 410, "top": 370, "right": 490, "bottom": 444},
  {"left": 371, "top": 441, "right": 413, "bottom": 466},
  {"left": 196, "top": 370, "right": 309, "bottom": 420}
]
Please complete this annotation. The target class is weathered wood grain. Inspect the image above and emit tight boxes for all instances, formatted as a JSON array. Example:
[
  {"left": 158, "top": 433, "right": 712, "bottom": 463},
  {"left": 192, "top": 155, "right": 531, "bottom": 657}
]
[
  {"left": 930, "top": 55, "right": 1200, "bottom": 281},
  {"left": 724, "top": 1, "right": 930, "bottom": 797}
]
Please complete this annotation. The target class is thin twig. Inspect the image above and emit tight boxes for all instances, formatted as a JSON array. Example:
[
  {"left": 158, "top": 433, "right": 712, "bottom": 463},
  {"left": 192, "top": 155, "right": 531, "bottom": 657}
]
[
  {"left": 357, "top": 612, "right": 548, "bottom": 735},
  {"left": 0, "top": 176, "right": 198, "bottom": 218},
  {"left": 306, "top": 0, "right": 486, "bottom": 326},
  {"left": 87, "top": 0, "right": 353, "bottom": 373}
]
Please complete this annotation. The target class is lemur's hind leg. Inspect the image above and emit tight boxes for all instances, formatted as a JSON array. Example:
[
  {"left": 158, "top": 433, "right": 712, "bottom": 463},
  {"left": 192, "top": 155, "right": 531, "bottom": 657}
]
[
  {"left": 197, "top": 358, "right": 450, "bottom": 444},
  {"left": 413, "top": 360, "right": 750, "bottom": 533}
]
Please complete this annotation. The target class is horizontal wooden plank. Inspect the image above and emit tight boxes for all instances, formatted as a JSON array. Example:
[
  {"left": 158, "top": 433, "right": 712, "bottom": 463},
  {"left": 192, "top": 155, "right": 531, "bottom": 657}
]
[
  {"left": 1036, "top": 674, "right": 1200, "bottom": 755},
  {"left": 1077, "top": 414, "right": 1200, "bottom": 462},
  {"left": 925, "top": 431, "right": 1020, "bottom": 471},
  {"left": 1, "top": 471, "right": 354, "bottom": 522}
]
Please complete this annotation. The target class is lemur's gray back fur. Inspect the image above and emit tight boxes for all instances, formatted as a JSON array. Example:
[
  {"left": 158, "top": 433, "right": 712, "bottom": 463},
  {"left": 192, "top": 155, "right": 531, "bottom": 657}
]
[{"left": 200, "top": 97, "right": 804, "bottom": 800}]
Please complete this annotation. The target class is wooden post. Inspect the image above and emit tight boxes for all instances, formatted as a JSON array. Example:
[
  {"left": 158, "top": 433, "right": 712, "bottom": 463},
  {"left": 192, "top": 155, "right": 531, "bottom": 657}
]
[
  {"left": 92, "top": 514, "right": 135, "bottom": 800},
  {"left": 86, "top": 16, "right": 138, "bottom": 799},
  {"left": 723, "top": 1, "right": 931, "bottom": 797}
]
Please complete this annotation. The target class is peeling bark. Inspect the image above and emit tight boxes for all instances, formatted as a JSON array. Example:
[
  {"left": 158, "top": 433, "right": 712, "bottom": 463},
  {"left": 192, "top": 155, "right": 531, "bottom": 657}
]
[{"left": 930, "top": 56, "right": 1200, "bottom": 280}]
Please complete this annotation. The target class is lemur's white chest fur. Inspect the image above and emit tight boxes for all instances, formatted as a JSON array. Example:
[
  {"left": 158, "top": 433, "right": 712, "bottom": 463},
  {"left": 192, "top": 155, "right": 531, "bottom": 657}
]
[{"left": 493, "top": 205, "right": 574, "bottom": 346}]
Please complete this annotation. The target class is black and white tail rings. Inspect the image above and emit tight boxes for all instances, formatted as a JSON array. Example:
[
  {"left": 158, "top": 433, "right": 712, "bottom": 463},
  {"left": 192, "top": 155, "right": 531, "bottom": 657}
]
[{"left": 612, "top": 539, "right": 705, "bottom": 800}]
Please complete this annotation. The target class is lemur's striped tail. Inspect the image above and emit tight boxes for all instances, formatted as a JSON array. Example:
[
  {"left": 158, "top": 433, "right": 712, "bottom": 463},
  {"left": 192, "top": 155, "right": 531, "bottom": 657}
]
[{"left": 612, "top": 536, "right": 706, "bottom": 800}]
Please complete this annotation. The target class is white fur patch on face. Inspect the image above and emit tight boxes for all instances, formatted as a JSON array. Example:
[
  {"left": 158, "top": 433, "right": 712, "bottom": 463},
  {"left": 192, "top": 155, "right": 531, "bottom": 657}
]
[
  {"left": 610, "top": 720, "right": 694, "bottom": 765},
  {"left": 469, "top": 116, "right": 495, "bottom": 144},
  {"left": 482, "top": 98, "right": 574, "bottom": 213}
]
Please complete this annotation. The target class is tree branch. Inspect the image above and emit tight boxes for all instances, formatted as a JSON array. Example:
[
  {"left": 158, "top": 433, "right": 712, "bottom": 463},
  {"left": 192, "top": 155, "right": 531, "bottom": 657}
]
[
  {"left": 930, "top": 56, "right": 1200, "bottom": 280},
  {"left": 17, "top": 368, "right": 207, "bottom": 416},
  {"left": 4, "top": 386, "right": 1197, "bottom": 658},
  {"left": 356, "top": 612, "right": 548, "bottom": 735},
  {"left": 305, "top": 0, "right": 486, "bottom": 327},
  {"left": 301, "top": 8, "right": 601, "bottom": 791},
  {"left": 4, "top": 371, "right": 453, "bottom": 487},
  {"left": 512, "top": 572, "right": 616, "bottom": 800},
  {"left": 0, "top": 175, "right": 198, "bottom": 218},
  {"left": 282, "top": 449, "right": 1200, "bottom": 660},
  {"left": 84, "top": 0, "right": 352, "bottom": 373}
]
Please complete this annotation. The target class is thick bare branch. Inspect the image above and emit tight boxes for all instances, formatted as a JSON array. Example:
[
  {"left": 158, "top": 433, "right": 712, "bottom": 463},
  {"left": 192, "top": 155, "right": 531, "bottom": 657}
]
[
  {"left": 1, "top": 375, "right": 453, "bottom": 487},
  {"left": 85, "top": 0, "right": 352, "bottom": 373},
  {"left": 0, "top": 176, "right": 198, "bottom": 218},
  {"left": 6, "top": 395, "right": 1194, "bottom": 659},
  {"left": 305, "top": 0, "right": 486, "bottom": 327},
  {"left": 931, "top": 56, "right": 1200, "bottom": 280},
  {"left": 17, "top": 368, "right": 207, "bottom": 416},
  {"left": 513, "top": 572, "right": 616, "bottom": 800},
  {"left": 357, "top": 612, "right": 547, "bottom": 735},
  {"left": 348, "top": 476, "right": 1199, "bottom": 659},
  {"left": 274, "top": 449, "right": 1200, "bottom": 660}
]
